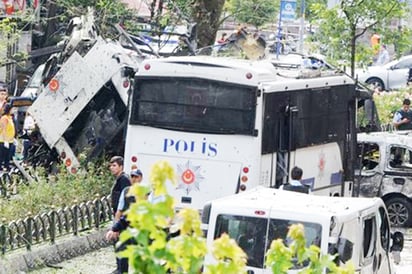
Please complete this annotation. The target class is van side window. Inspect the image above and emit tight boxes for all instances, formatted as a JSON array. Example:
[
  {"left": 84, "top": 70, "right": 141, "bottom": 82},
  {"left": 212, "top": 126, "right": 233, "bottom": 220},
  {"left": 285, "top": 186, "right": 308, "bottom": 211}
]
[
  {"left": 389, "top": 146, "right": 412, "bottom": 170},
  {"left": 357, "top": 142, "right": 380, "bottom": 170},
  {"left": 363, "top": 217, "right": 377, "bottom": 259},
  {"left": 378, "top": 207, "right": 390, "bottom": 252}
]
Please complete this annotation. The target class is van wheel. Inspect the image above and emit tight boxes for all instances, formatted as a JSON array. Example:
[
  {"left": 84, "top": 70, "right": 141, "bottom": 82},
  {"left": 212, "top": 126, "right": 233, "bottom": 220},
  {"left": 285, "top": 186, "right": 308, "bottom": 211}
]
[{"left": 385, "top": 197, "right": 412, "bottom": 227}]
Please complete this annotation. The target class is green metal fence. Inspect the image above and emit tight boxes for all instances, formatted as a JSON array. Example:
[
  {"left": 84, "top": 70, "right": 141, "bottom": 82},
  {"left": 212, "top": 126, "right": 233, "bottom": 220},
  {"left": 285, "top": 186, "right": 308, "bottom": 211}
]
[{"left": 0, "top": 195, "right": 112, "bottom": 255}]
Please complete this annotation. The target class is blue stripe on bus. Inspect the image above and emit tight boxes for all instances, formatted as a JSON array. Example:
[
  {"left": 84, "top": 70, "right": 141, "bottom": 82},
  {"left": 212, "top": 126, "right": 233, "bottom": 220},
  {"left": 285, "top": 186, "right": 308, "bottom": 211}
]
[
  {"left": 301, "top": 177, "right": 315, "bottom": 190},
  {"left": 330, "top": 172, "right": 342, "bottom": 185}
]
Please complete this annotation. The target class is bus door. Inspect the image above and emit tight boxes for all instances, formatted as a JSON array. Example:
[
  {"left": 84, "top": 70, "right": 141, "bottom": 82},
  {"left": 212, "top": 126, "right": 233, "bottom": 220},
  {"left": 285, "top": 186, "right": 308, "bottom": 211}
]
[{"left": 262, "top": 92, "right": 297, "bottom": 188}]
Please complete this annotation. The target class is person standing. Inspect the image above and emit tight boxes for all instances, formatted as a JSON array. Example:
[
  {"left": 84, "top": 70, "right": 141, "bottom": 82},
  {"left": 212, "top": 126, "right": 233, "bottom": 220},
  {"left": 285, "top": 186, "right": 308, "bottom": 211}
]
[
  {"left": 22, "top": 112, "right": 36, "bottom": 162},
  {"left": 108, "top": 169, "right": 143, "bottom": 274},
  {"left": 376, "top": 44, "right": 390, "bottom": 65},
  {"left": 109, "top": 156, "right": 131, "bottom": 217},
  {"left": 0, "top": 104, "right": 15, "bottom": 170},
  {"left": 370, "top": 33, "right": 381, "bottom": 63},
  {"left": 114, "top": 169, "right": 143, "bottom": 221},
  {"left": 0, "top": 82, "right": 9, "bottom": 114},
  {"left": 108, "top": 156, "right": 130, "bottom": 274},
  {"left": 393, "top": 99, "right": 412, "bottom": 130}
]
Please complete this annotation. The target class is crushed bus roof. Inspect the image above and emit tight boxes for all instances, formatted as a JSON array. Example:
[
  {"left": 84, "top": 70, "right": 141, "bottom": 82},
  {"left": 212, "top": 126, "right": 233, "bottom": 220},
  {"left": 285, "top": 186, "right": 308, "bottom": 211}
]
[{"left": 138, "top": 55, "right": 357, "bottom": 85}]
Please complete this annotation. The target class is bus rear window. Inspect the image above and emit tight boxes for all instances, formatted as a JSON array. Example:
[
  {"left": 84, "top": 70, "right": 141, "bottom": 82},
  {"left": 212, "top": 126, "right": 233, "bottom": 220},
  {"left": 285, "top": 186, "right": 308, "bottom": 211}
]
[
  {"left": 214, "top": 214, "right": 322, "bottom": 269},
  {"left": 130, "top": 78, "right": 257, "bottom": 135}
]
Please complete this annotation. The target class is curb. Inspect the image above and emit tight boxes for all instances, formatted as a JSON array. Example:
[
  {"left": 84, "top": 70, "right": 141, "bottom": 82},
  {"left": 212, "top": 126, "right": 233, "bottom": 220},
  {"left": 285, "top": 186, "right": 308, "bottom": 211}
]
[{"left": 0, "top": 228, "right": 111, "bottom": 273}]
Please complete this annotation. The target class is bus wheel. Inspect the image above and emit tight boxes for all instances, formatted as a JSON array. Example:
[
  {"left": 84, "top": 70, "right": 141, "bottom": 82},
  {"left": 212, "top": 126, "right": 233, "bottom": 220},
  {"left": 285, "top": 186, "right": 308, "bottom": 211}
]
[{"left": 386, "top": 197, "right": 412, "bottom": 227}]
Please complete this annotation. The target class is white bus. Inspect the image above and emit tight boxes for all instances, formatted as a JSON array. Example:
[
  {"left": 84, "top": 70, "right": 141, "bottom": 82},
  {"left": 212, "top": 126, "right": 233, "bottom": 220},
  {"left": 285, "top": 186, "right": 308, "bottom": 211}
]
[{"left": 124, "top": 56, "right": 359, "bottom": 210}]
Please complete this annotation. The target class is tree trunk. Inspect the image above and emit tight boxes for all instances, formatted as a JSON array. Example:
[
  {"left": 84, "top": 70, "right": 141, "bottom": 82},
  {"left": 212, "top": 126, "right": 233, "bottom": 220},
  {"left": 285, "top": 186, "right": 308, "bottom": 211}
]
[
  {"left": 191, "top": 0, "right": 226, "bottom": 48},
  {"left": 350, "top": 28, "right": 356, "bottom": 78},
  {"left": 42, "top": 2, "right": 58, "bottom": 48}
]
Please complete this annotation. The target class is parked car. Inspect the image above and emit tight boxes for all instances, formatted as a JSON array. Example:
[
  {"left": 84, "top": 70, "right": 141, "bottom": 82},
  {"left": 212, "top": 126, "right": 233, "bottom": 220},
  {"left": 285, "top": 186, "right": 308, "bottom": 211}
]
[{"left": 357, "top": 55, "right": 412, "bottom": 91}]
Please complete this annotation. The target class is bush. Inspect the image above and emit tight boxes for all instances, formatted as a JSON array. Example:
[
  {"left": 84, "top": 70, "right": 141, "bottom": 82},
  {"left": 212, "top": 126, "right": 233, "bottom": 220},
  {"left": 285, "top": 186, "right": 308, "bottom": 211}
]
[
  {"left": 0, "top": 160, "right": 113, "bottom": 223},
  {"left": 372, "top": 87, "right": 412, "bottom": 127}
]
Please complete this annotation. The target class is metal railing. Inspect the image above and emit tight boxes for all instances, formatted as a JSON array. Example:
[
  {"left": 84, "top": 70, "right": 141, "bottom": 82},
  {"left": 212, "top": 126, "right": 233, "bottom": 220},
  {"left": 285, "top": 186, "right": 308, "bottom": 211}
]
[{"left": 0, "top": 195, "right": 112, "bottom": 255}]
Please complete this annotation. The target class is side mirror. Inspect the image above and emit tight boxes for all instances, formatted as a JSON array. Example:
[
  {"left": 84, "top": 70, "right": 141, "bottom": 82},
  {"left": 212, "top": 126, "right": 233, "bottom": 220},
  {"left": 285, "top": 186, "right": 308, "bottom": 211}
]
[
  {"left": 391, "top": 231, "right": 404, "bottom": 252},
  {"left": 337, "top": 238, "right": 354, "bottom": 263}
]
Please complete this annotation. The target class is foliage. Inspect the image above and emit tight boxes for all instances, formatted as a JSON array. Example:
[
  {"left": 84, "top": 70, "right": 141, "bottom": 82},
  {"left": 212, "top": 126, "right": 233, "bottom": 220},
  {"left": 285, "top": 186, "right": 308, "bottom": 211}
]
[
  {"left": 55, "top": 0, "right": 134, "bottom": 37},
  {"left": 225, "top": 0, "right": 278, "bottom": 30},
  {"left": 118, "top": 160, "right": 209, "bottom": 273},
  {"left": 382, "top": 26, "right": 412, "bottom": 59},
  {"left": 120, "top": 161, "right": 354, "bottom": 273},
  {"left": 204, "top": 233, "right": 247, "bottom": 274},
  {"left": 0, "top": 8, "right": 40, "bottom": 68},
  {"left": 49, "top": 0, "right": 227, "bottom": 50},
  {"left": 0, "top": 18, "right": 23, "bottom": 68},
  {"left": 302, "top": 0, "right": 327, "bottom": 20},
  {"left": 310, "top": 0, "right": 409, "bottom": 77},
  {"left": 266, "top": 224, "right": 355, "bottom": 274},
  {"left": 0, "top": 160, "right": 113, "bottom": 223}
]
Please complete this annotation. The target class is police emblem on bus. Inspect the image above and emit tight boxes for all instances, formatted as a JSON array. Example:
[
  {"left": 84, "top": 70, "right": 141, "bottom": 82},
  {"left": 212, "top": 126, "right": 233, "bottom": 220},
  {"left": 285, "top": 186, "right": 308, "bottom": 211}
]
[{"left": 177, "top": 160, "right": 204, "bottom": 195}]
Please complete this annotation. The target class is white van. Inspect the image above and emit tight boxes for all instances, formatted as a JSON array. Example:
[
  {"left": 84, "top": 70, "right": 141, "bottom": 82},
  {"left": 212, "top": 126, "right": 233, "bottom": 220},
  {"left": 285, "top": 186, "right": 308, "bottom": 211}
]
[{"left": 202, "top": 187, "right": 404, "bottom": 273}]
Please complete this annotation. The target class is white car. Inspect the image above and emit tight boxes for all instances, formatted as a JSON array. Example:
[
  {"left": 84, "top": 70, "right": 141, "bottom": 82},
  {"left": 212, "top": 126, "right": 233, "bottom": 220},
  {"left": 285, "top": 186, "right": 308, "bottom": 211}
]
[{"left": 357, "top": 55, "right": 412, "bottom": 91}]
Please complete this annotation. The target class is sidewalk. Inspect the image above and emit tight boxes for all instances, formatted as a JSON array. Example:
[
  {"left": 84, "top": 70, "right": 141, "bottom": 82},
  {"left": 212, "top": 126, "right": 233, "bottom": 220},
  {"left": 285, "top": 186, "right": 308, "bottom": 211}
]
[
  {"left": 0, "top": 228, "right": 112, "bottom": 274},
  {"left": 29, "top": 246, "right": 116, "bottom": 274}
]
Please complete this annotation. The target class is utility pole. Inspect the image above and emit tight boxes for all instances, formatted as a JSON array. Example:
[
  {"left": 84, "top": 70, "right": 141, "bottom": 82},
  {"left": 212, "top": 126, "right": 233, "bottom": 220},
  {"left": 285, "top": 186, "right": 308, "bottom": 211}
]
[
  {"left": 276, "top": 3, "right": 284, "bottom": 59},
  {"left": 277, "top": 0, "right": 297, "bottom": 58},
  {"left": 298, "top": 0, "right": 305, "bottom": 53}
]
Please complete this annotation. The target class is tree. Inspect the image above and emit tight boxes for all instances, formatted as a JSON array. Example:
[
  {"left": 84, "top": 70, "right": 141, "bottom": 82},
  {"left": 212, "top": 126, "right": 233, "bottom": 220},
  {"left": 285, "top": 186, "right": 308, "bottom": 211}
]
[
  {"left": 225, "top": 0, "right": 278, "bottom": 30},
  {"left": 55, "top": 0, "right": 133, "bottom": 37},
  {"left": 0, "top": 18, "right": 20, "bottom": 70},
  {"left": 310, "top": 0, "right": 409, "bottom": 77},
  {"left": 302, "top": 0, "right": 327, "bottom": 19},
  {"left": 184, "top": 0, "right": 226, "bottom": 48}
]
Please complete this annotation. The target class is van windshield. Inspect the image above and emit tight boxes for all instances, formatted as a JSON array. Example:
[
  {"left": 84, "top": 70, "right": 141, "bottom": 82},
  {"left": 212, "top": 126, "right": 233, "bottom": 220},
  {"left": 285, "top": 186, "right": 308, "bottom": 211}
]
[{"left": 214, "top": 214, "right": 322, "bottom": 269}]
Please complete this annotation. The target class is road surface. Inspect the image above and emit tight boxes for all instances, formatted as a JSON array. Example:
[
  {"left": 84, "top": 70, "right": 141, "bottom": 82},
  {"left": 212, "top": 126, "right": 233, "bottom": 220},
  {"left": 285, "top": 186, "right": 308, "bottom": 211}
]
[{"left": 30, "top": 228, "right": 412, "bottom": 273}]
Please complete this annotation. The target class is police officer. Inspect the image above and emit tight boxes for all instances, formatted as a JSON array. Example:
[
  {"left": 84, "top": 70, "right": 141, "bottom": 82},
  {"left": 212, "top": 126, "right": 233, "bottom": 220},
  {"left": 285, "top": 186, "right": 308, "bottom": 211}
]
[{"left": 393, "top": 99, "right": 412, "bottom": 130}]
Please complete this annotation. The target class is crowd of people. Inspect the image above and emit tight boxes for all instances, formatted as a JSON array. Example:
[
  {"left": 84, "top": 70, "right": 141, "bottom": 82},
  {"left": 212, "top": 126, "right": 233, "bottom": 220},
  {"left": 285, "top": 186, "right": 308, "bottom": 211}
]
[
  {"left": 0, "top": 81, "right": 36, "bottom": 171},
  {"left": 106, "top": 155, "right": 167, "bottom": 274}
]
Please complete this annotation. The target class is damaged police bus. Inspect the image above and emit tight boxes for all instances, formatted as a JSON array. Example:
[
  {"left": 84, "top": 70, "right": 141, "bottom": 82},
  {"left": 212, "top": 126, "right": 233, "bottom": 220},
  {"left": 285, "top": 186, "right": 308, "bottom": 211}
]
[{"left": 124, "top": 56, "right": 360, "bottom": 210}]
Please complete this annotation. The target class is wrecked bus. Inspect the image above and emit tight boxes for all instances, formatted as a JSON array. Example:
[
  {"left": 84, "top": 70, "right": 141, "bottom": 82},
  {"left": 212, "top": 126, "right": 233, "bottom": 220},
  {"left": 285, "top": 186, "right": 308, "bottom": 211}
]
[{"left": 26, "top": 10, "right": 143, "bottom": 172}]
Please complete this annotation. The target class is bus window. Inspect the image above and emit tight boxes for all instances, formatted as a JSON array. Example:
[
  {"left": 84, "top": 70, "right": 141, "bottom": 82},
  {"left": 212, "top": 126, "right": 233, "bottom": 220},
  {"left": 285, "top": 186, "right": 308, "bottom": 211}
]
[
  {"left": 131, "top": 78, "right": 257, "bottom": 135},
  {"left": 262, "top": 85, "right": 354, "bottom": 154}
]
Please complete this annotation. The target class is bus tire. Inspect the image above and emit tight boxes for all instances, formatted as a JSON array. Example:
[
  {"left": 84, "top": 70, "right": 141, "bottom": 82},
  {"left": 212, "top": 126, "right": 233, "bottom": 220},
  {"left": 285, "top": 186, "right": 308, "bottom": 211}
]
[{"left": 385, "top": 197, "right": 412, "bottom": 227}]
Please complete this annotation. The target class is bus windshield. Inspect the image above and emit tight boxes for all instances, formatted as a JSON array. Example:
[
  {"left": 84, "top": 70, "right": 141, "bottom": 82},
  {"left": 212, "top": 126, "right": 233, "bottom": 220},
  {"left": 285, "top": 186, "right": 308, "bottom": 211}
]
[{"left": 130, "top": 77, "right": 257, "bottom": 135}]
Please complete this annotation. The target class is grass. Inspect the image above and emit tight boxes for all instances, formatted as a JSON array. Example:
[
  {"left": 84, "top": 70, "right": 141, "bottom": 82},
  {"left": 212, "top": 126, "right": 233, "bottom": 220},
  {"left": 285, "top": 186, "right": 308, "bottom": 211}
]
[{"left": 0, "top": 159, "right": 113, "bottom": 223}]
